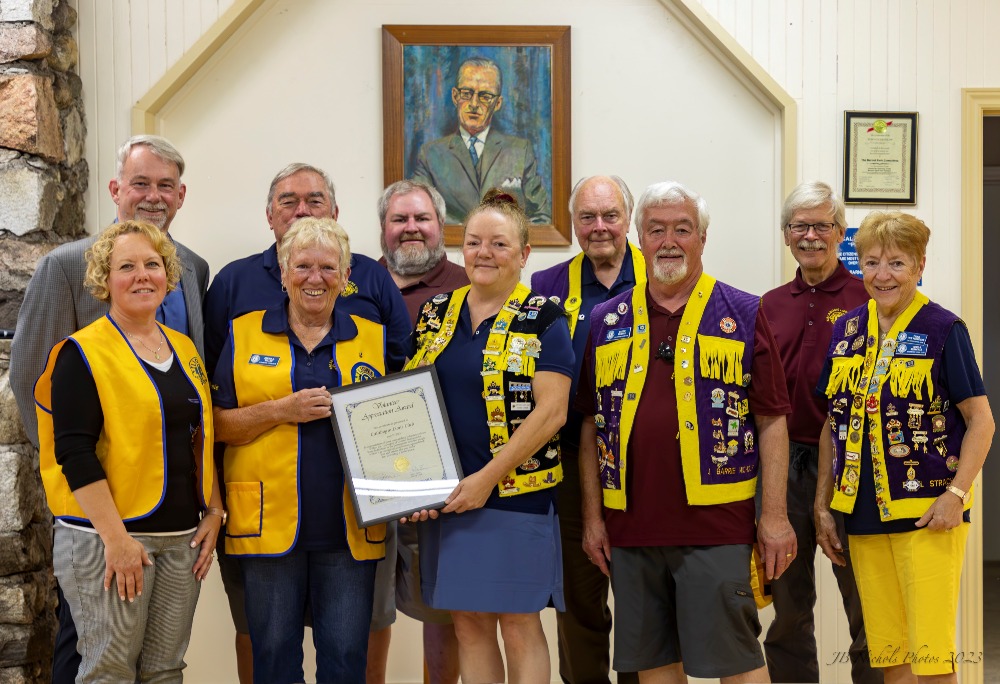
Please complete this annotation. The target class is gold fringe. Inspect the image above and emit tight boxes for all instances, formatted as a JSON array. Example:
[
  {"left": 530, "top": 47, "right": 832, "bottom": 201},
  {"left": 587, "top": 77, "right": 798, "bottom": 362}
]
[
  {"left": 888, "top": 358, "right": 934, "bottom": 400},
  {"left": 595, "top": 339, "right": 630, "bottom": 388},
  {"left": 697, "top": 335, "right": 744, "bottom": 384},
  {"left": 826, "top": 355, "right": 865, "bottom": 397}
]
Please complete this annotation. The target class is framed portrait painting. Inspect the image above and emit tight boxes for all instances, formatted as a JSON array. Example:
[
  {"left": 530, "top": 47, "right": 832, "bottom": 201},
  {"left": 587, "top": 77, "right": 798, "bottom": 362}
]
[{"left": 382, "top": 25, "right": 571, "bottom": 246}]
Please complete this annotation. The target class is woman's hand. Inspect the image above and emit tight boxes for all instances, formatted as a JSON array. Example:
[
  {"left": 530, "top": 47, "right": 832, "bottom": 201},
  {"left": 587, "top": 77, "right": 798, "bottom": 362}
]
[
  {"left": 103, "top": 532, "right": 152, "bottom": 602},
  {"left": 190, "top": 513, "right": 223, "bottom": 581},
  {"left": 282, "top": 387, "right": 333, "bottom": 423},
  {"left": 915, "top": 491, "right": 964, "bottom": 531},
  {"left": 814, "top": 508, "right": 846, "bottom": 566},
  {"left": 441, "top": 471, "right": 495, "bottom": 514},
  {"left": 400, "top": 508, "right": 441, "bottom": 524}
]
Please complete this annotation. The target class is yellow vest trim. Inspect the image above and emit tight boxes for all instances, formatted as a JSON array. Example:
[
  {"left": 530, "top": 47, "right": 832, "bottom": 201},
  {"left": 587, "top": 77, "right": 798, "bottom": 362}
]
[
  {"left": 599, "top": 273, "right": 756, "bottom": 509},
  {"left": 407, "top": 284, "right": 562, "bottom": 496},
  {"left": 36, "top": 316, "right": 214, "bottom": 521},
  {"left": 829, "top": 293, "right": 947, "bottom": 516},
  {"left": 565, "top": 244, "right": 647, "bottom": 339},
  {"left": 224, "top": 310, "right": 386, "bottom": 560}
]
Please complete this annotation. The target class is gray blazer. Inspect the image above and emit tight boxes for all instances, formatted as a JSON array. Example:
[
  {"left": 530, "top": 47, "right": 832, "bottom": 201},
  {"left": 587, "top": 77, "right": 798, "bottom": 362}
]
[
  {"left": 412, "top": 130, "right": 551, "bottom": 224},
  {"left": 9, "top": 234, "right": 210, "bottom": 447}
]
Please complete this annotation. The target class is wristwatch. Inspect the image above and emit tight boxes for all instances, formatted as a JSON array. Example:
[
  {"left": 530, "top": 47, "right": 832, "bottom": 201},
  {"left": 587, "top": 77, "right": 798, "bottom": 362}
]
[
  {"left": 206, "top": 507, "right": 228, "bottom": 525},
  {"left": 945, "top": 484, "right": 970, "bottom": 504}
]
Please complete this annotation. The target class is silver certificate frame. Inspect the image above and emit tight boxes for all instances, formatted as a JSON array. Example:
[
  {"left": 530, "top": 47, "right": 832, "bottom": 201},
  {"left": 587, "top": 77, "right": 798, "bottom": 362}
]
[{"left": 330, "top": 365, "right": 462, "bottom": 527}]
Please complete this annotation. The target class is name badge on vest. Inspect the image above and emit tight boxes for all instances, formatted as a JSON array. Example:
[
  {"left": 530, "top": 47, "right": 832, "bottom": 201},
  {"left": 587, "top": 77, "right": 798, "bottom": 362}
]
[
  {"left": 605, "top": 327, "right": 631, "bottom": 342},
  {"left": 249, "top": 354, "right": 280, "bottom": 367}
]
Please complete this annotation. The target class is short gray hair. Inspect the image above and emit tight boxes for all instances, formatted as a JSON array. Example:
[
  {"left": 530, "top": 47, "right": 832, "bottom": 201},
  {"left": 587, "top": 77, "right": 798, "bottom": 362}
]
[
  {"left": 378, "top": 180, "right": 447, "bottom": 229},
  {"left": 635, "top": 181, "right": 710, "bottom": 237},
  {"left": 266, "top": 163, "right": 337, "bottom": 212},
  {"left": 781, "top": 181, "right": 846, "bottom": 231},
  {"left": 457, "top": 57, "right": 503, "bottom": 93},
  {"left": 277, "top": 217, "right": 352, "bottom": 274},
  {"left": 115, "top": 135, "right": 185, "bottom": 179},
  {"left": 569, "top": 175, "right": 634, "bottom": 220}
]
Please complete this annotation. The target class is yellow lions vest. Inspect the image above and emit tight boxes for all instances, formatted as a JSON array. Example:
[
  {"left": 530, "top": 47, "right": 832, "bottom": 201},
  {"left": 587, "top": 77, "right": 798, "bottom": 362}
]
[
  {"left": 35, "top": 316, "right": 214, "bottom": 522},
  {"left": 224, "top": 310, "right": 386, "bottom": 560}
]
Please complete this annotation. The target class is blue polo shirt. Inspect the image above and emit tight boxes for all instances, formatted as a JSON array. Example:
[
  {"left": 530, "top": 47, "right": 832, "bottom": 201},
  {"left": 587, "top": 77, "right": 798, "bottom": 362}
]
[
  {"left": 212, "top": 303, "right": 376, "bottom": 551},
  {"left": 411, "top": 297, "right": 575, "bottom": 514},
  {"left": 563, "top": 252, "right": 637, "bottom": 452},
  {"left": 204, "top": 243, "right": 409, "bottom": 377}
]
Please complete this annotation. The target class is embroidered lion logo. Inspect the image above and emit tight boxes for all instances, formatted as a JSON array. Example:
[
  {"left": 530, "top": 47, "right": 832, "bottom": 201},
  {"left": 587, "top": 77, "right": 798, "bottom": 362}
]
[{"left": 826, "top": 308, "right": 848, "bottom": 323}]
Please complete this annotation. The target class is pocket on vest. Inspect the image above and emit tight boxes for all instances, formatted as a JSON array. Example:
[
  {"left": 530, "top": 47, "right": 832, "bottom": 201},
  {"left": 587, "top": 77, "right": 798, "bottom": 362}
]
[{"left": 226, "top": 482, "right": 263, "bottom": 537}]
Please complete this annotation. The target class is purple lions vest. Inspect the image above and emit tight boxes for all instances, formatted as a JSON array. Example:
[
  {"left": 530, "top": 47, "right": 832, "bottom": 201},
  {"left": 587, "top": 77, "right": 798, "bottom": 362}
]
[
  {"left": 825, "top": 296, "right": 971, "bottom": 520},
  {"left": 588, "top": 274, "right": 760, "bottom": 509}
]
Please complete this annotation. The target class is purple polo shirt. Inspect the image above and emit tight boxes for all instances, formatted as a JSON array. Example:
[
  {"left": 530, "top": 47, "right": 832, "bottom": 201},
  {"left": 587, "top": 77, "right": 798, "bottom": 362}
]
[
  {"left": 377, "top": 256, "right": 469, "bottom": 324},
  {"left": 761, "top": 262, "right": 869, "bottom": 446}
]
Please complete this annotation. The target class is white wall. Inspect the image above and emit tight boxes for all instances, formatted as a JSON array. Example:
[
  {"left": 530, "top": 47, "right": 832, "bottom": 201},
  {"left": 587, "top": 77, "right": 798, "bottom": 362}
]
[{"left": 67, "top": 0, "right": 1000, "bottom": 681}]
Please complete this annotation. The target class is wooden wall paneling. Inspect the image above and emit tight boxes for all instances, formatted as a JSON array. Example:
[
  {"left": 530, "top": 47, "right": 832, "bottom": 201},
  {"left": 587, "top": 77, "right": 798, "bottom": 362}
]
[
  {"left": 799, "top": 0, "right": 820, "bottom": 181},
  {"left": 183, "top": 0, "right": 203, "bottom": 54},
  {"left": 200, "top": 0, "right": 220, "bottom": 34},
  {"left": 165, "top": 0, "right": 185, "bottom": 70},
  {"left": 782, "top": 0, "right": 803, "bottom": 100},
  {"left": 749, "top": 0, "right": 769, "bottom": 72},
  {"left": 817, "top": 0, "right": 837, "bottom": 215},
  {"left": 146, "top": 0, "right": 167, "bottom": 88},
  {"left": 112, "top": 1, "right": 131, "bottom": 147},
  {"left": 897, "top": 1, "right": 917, "bottom": 109},
  {"left": 767, "top": 0, "right": 786, "bottom": 88},
  {"left": 93, "top": 0, "right": 118, "bottom": 227},
  {"left": 964, "top": 0, "right": 983, "bottom": 88},
  {"left": 733, "top": 0, "right": 751, "bottom": 56},
  {"left": 130, "top": 1, "right": 150, "bottom": 101}
]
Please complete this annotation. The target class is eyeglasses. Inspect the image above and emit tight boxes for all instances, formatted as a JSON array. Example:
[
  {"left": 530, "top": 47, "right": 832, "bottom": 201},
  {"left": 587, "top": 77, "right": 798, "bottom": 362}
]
[
  {"left": 455, "top": 88, "right": 498, "bottom": 105},
  {"left": 786, "top": 222, "right": 836, "bottom": 236}
]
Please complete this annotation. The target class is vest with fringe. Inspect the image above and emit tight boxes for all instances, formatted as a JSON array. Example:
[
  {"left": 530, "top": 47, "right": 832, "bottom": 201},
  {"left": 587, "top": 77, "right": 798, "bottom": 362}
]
[
  {"left": 589, "top": 274, "right": 760, "bottom": 509},
  {"left": 35, "top": 315, "right": 214, "bottom": 522},
  {"left": 223, "top": 310, "right": 386, "bottom": 560},
  {"left": 824, "top": 295, "right": 971, "bottom": 520}
]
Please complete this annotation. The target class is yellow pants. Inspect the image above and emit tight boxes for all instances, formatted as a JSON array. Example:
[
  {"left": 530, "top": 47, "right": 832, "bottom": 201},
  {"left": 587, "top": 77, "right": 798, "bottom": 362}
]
[{"left": 849, "top": 524, "right": 970, "bottom": 676}]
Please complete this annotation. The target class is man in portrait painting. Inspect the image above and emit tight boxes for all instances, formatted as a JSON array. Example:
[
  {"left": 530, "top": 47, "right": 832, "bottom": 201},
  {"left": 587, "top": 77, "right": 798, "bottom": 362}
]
[{"left": 412, "top": 57, "right": 550, "bottom": 224}]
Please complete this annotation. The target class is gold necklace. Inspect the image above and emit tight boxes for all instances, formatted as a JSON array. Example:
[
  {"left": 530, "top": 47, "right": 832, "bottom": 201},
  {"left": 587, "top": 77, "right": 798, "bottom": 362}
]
[{"left": 126, "top": 329, "right": 166, "bottom": 361}]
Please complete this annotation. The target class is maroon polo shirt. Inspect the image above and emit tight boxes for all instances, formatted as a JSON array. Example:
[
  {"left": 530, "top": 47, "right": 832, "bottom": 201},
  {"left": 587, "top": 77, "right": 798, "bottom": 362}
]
[
  {"left": 378, "top": 256, "right": 470, "bottom": 324},
  {"left": 575, "top": 290, "right": 791, "bottom": 547},
  {"left": 761, "top": 262, "right": 868, "bottom": 446}
]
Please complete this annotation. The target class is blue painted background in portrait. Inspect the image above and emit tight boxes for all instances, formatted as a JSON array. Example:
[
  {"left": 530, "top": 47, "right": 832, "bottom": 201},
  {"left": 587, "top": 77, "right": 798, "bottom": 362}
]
[{"left": 402, "top": 44, "right": 553, "bottom": 206}]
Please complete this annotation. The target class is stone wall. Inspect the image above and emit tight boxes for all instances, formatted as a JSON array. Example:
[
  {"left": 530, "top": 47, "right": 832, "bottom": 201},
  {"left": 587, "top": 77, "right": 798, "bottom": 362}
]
[{"left": 0, "top": 0, "right": 86, "bottom": 680}]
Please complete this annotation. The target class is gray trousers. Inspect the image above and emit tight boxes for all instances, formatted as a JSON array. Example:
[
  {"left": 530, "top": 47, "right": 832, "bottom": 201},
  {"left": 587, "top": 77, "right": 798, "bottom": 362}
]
[
  {"left": 53, "top": 525, "right": 201, "bottom": 683},
  {"left": 761, "top": 441, "right": 881, "bottom": 684}
]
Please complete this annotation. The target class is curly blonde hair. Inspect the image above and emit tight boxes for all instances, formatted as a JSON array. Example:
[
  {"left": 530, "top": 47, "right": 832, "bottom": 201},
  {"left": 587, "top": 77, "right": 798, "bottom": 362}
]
[{"left": 84, "top": 221, "right": 181, "bottom": 302}]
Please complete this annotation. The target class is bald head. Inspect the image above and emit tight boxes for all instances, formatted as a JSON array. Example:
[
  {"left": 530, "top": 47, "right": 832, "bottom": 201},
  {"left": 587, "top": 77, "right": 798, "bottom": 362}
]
[{"left": 570, "top": 176, "right": 633, "bottom": 267}]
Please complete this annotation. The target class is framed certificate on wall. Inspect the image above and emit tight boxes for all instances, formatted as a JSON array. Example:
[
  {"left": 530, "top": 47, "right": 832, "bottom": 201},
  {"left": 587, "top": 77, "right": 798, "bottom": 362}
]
[
  {"left": 843, "top": 111, "right": 918, "bottom": 204},
  {"left": 330, "top": 365, "right": 462, "bottom": 527}
]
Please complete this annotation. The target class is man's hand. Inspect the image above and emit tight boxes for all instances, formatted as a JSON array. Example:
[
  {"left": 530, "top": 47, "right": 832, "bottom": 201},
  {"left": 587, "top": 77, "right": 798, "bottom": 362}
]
[
  {"left": 582, "top": 516, "right": 612, "bottom": 577},
  {"left": 757, "top": 511, "right": 796, "bottom": 580}
]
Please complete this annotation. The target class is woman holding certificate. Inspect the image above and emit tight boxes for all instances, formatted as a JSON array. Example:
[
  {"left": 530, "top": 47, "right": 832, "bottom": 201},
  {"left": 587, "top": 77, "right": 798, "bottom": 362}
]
[
  {"left": 815, "top": 211, "right": 993, "bottom": 682},
  {"left": 406, "top": 190, "right": 574, "bottom": 682},
  {"left": 34, "top": 220, "right": 221, "bottom": 681},
  {"left": 212, "top": 217, "right": 388, "bottom": 683}
]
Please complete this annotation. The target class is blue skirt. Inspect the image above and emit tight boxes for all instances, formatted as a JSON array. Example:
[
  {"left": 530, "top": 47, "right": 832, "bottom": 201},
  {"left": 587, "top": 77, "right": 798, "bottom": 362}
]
[{"left": 418, "top": 504, "right": 565, "bottom": 614}]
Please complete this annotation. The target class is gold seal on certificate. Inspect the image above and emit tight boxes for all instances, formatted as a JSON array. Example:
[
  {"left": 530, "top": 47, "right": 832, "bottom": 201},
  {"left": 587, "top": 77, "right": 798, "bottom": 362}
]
[{"left": 329, "top": 366, "right": 463, "bottom": 527}]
